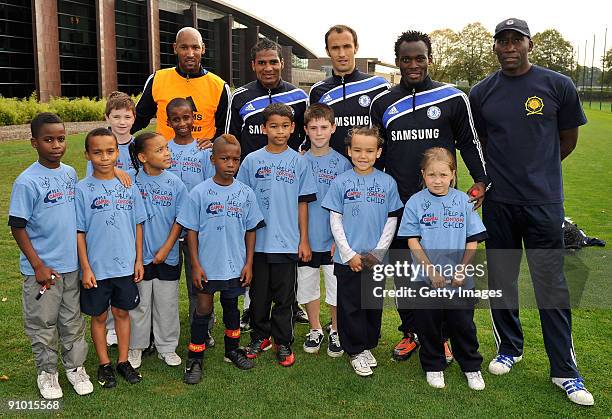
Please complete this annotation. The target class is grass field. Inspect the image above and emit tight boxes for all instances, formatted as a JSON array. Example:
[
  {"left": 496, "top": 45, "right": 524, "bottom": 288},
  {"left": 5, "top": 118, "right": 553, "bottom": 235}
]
[{"left": 0, "top": 108, "right": 610, "bottom": 417}]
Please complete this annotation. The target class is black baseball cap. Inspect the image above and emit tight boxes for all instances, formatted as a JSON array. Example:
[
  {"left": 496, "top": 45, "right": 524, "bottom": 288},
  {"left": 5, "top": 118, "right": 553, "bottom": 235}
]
[{"left": 494, "top": 18, "right": 531, "bottom": 38}]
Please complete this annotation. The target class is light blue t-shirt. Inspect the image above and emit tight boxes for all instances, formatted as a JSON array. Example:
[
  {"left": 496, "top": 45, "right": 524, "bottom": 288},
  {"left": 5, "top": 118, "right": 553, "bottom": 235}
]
[
  {"left": 9, "top": 162, "right": 78, "bottom": 275},
  {"left": 304, "top": 149, "right": 352, "bottom": 252},
  {"left": 397, "top": 188, "right": 486, "bottom": 287},
  {"left": 134, "top": 170, "right": 187, "bottom": 266},
  {"left": 76, "top": 176, "right": 147, "bottom": 280},
  {"left": 86, "top": 138, "right": 134, "bottom": 176},
  {"left": 321, "top": 168, "right": 404, "bottom": 264},
  {"left": 237, "top": 147, "right": 317, "bottom": 254},
  {"left": 177, "top": 178, "right": 264, "bottom": 280},
  {"left": 167, "top": 140, "right": 214, "bottom": 191}
]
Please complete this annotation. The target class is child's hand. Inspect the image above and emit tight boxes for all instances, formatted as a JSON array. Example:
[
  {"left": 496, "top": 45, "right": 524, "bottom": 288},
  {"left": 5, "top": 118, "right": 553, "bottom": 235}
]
[
  {"left": 240, "top": 263, "right": 253, "bottom": 287},
  {"left": 430, "top": 272, "right": 447, "bottom": 289},
  {"left": 330, "top": 243, "right": 336, "bottom": 257},
  {"left": 153, "top": 247, "right": 170, "bottom": 264},
  {"left": 114, "top": 167, "right": 132, "bottom": 188},
  {"left": 361, "top": 253, "right": 379, "bottom": 270},
  {"left": 34, "top": 264, "right": 59, "bottom": 288},
  {"left": 348, "top": 255, "right": 362, "bottom": 272},
  {"left": 298, "top": 240, "right": 312, "bottom": 263},
  {"left": 451, "top": 273, "right": 465, "bottom": 288},
  {"left": 196, "top": 138, "right": 213, "bottom": 150},
  {"left": 192, "top": 264, "right": 207, "bottom": 290},
  {"left": 134, "top": 261, "right": 144, "bottom": 283},
  {"left": 81, "top": 268, "right": 97, "bottom": 289}
]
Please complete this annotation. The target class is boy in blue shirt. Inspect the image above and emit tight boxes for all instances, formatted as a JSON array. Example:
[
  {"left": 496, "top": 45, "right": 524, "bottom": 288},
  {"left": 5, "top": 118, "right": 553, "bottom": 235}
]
[
  {"left": 86, "top": 91, "right": 136, "bottom": 347},
  {"left": 321, "top": 126, "right": 403, "bottom": 377},
  {"left": 299, "top": 104, "right": 352, "bottom": 357},
  {"left": 237, "top": 103, "right": 317, "bottom": 367},
  {"left": 166, "top": 97, "right": 216, "bottom": 339},
  {"left": 9, "top": 113, "right": 92, "bottom": 399},
  {"left": 178, "top": 134, "right": 265, "bottom": 384},
  {"left": 77, "top": 128, "right": 147, "bottom": 388}
]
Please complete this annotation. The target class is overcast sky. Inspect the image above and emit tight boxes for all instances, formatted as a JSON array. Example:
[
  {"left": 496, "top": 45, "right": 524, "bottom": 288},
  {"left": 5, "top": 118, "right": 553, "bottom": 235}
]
[{"left": 227, "top": 0, "right": 610, "bottom": 66}]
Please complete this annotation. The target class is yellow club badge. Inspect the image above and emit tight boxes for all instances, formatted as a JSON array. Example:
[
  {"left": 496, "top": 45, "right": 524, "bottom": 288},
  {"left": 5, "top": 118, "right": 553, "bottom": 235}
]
[{"left": 525, "top": 96, "right": 544, "bottom": 115}]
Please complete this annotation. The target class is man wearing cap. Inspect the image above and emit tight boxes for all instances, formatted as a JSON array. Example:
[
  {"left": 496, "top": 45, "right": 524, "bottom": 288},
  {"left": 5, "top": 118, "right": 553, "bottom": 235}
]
[{"left": 469, "top": 18, "right": 594, "bottom": 406}]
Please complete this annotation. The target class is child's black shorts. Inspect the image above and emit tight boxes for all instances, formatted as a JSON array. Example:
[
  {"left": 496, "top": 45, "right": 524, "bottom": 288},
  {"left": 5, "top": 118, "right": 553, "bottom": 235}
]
[
  {"left": 198, "top": 277, "right": 245, "bottom": 299},
  {"left": 143, "top": 262, "right": 180, "bottom": 281},
  {"left": 298, "top": 251, "right": 332, "bottom": 268},
  {"left": 80, "top": 275, "right": 140, "bottom": 316}
]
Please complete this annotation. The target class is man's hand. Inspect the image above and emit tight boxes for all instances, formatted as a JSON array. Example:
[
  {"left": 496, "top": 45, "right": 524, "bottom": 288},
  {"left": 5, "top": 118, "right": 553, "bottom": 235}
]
[
  {"left": 192, "top": 263, "right": 207, "bottom": 290},
  {"left": 114, "top": 167, "right": 132, "bottom": 188},
  {"left": 451, "top": 273, "right": 465, "bottom": 288},
  {"left": 240, "top": 263, "right": 253, "bottom": 287},
  {"left": 34, "top": 264, "right": 59, "bottom": 288},
  {"left": 348, "top": 255, "right": 362, "bottom": 272},
  {"left": 134, "top": 261, "right": 144, "bottom": 283},
  {"left": 195, "top": 138, "right": 213, "bottom": 150},
  {"left": 361, "top": 253, "right": 379, "bottom": 270},
  {"left": 298, "top": 240, "right": 312, "bottom": 263},
  {"left": 81, "top": 268, "right": 97, "bottom": 289},
  {"left": 467, "top": 182, "right": 486, "bottom": 210}
]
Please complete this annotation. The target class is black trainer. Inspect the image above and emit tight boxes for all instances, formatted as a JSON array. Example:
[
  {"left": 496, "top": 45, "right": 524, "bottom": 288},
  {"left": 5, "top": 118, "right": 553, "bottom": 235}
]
[
  {"left": 294, "top": 306, "right": 309, "bottom": 324},
  {"left": 240, "top": 309, "right": 251, "bottom": 332},
  {"left": 276, "top": 344, "right": 295, "bottom": 367},
  {"left": 327, "top": 330, "right": 344, "bottom": 358},
  {"left": 303, "top": 329, "right": 324, "bottom": 353},
  {"left": 183, "top": 358, "right": 203, "bottom": 384},
  {"left": 97, "top": 363, "right": 116, "bottom": 388},
  {"left": 224, "top": 348, "right": 254, "bottom": 370},
  {"left": 116, "top": 361, "right": 142, "bottom": 384}
]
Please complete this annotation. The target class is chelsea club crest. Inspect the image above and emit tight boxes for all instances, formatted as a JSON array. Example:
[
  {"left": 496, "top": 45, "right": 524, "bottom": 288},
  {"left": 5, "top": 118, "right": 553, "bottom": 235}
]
[
  {"left": 358, "top": 94, "right": 371, "bottom": 108},
  {"left": 427, "top": 106, "right": 441, "bottom": 120}
]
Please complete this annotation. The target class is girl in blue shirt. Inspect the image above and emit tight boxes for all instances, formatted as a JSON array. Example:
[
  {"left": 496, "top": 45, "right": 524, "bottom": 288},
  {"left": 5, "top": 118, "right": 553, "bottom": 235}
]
[
  {"left": 397, "top": 147, "right": 487, "bottom": 390},
  {"left": 126, "top": 132, "right": 187, "bottom": 369}
]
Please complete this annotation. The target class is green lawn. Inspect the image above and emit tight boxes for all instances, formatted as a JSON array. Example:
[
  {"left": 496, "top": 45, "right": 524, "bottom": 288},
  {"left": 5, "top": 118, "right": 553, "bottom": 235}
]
[{"left": 0, "top": 109, "right": 610, "bottom": 417}]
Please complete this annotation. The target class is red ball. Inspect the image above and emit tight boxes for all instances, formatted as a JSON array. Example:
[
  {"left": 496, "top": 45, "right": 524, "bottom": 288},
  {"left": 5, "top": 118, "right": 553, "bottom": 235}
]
[{"left": 470, "top": 189, "right": 479, "bottom": 197}]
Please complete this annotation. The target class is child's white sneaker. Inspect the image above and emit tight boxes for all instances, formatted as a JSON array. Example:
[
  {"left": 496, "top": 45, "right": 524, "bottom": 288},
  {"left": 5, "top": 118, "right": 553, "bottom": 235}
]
[
  {"left": 37, "top": 371, "right": 63, "bottom": 399},
  {"left": 362, "top": 350, "right": 378, "bottom": 368},
  {"left": 66, "top": 366, "right": 93, "bottom": 395},
  {"left": 106, "top": 329, "right": 118, "bottom": 346},
  {"left": 350, "top": 352, "right": 373, "bottom": 377},
  {"left": 128, "top": 349, "right": 142, "bottom": 369},
  {"left": 158, "top": 352, "right": 182, "bottom": 366},
  {"left": 426, "top": 371, "right": 445, "bottom": 388},
  {"left": 465, "top": 371, "right": 486, "bottom": 390},
  {"left": 488, "top": 353, "right": 522, "bottom": 375},
  {"left": 552, "top": 377, "right": 594, "bottom": 406}
]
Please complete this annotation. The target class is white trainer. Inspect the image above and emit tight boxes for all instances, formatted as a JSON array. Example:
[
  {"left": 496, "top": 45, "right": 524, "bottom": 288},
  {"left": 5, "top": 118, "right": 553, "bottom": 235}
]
[
  {"left": 158, "top": 351, "right": 182, "bottom": 367},
  {"left": 426, "top": 371, "right": 445, "bottom": 389},
  {"left": 350, "top": 353, "right": 373, "bottom": 377},
  {"left": 488, "top": 354, "right": 522, "bottom": 375},
  {"left": 66, "top": 366, "right": 93, "bottom": 395},
  {"left": 465, "top": 371, "right": 486, "bottom": 390},
  {"left": 106, "top": 329, "right": 118, "bottom": 346},
  {"left": 362, "top": 350, "right": 378, "bottom": 368},
  {"left": 128, "top": 349, "right": 143, "bottom": 369},
  {"left": 37, "top": 371, "right": 63, "bottom": 399},
  {"left": 552, "top": 377, "right": 594, "bottom": 406}
]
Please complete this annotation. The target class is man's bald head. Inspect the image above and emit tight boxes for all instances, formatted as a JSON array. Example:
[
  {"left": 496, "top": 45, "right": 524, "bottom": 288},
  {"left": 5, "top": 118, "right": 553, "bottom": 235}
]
[{"left": 176, "top": 27, "right": 203, "bottom": 45}]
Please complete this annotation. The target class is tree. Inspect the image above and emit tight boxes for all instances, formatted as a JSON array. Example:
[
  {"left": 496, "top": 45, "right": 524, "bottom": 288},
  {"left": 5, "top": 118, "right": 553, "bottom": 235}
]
[
  {"left": 450, "top": 23, "right": 497, "bottom": 86},
  {"left": 603, "top": 48, "right": 612, "bottom": 85},
  {"left": 530, "top": 29, "right": 574, "bottom": 76},
  {"left": 428, "top": 29, "right": 459, "bottom": 83}
]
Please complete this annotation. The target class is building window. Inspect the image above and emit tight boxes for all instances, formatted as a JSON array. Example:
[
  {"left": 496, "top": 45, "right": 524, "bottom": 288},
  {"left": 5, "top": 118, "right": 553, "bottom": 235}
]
[
  {"left": 0, "top": 0, "right": 35, "bottom": 98},
  {"left": 115, "top": 0, "right": 149, "bottom": 95},
  {"left": 159, "top": 8, "right": 181, "bottom": 69},
  {"left": 57, "top": 0, "right": 98, "bottom": 98},
  {"left": 231, "top": 30, "right": 241, "bottom": 87},
  {"left": 197, "top": 18, "right": 215, "bottom": 73}
]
